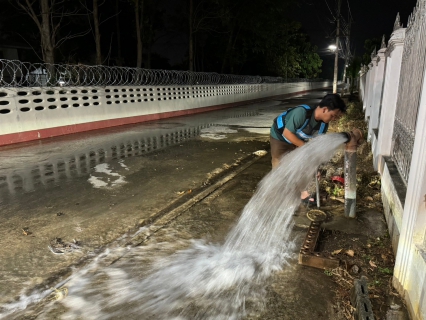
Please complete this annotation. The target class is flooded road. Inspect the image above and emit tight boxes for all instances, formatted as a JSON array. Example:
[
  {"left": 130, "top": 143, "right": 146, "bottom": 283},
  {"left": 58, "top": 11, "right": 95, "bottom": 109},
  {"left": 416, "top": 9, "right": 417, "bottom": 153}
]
[{"left": 0, "top": 90, "right": 339, "bottom": 319}]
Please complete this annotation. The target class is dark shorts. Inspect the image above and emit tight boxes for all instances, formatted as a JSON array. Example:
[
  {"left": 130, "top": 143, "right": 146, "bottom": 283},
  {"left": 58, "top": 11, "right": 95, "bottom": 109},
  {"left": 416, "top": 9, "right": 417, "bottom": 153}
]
[{"left": 270, "top": 136, "right": 296, "bottom": 169}]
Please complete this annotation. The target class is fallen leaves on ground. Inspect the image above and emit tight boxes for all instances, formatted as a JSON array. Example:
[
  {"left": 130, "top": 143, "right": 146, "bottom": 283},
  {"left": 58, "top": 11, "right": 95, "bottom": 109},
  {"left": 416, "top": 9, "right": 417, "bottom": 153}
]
[
  {"left": 332, "top": 249, "right": 343, "bottom": 255},
  {"left": 323, "top": 98, "right": 403, "bottom": 320},
  {"left": 346, "top": 249, "right": 355, "bottom": 257},
  {"left": 22, "top": 228, "right": 32, "bottom": 236}
]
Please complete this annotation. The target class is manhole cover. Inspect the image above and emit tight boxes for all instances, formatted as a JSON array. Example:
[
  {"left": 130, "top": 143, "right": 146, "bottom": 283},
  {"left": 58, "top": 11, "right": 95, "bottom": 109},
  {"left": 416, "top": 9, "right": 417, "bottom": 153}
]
[{"left": 307, "top": 209, "right": 327, "bottom": 222}]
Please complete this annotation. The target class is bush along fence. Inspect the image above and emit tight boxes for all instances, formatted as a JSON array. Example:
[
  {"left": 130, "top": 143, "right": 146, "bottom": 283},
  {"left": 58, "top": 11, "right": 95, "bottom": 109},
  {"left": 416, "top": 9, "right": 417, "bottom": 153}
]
[{"left": 359, "top": 3, "right": 426, "bottom": 319}]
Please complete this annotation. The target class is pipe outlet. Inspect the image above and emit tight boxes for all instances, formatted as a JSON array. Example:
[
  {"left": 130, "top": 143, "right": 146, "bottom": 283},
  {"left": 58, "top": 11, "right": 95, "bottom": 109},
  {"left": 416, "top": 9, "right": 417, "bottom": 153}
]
[{"left": 344, "top": 128, "right": 363, "bottom": 152}]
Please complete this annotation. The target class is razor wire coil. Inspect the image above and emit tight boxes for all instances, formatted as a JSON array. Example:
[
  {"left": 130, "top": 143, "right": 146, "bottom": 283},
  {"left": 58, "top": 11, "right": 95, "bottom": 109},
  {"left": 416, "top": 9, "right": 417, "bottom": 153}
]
[{"left": 0, "top": 59, "right": 323, "bottom": 87}]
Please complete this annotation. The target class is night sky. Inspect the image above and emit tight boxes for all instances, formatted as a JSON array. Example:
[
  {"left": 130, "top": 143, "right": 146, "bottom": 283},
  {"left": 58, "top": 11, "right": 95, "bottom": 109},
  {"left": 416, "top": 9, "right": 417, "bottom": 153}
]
[
  {"left": 157, "top": 0, "right": 420, "bottom": 78},
  {"left": 155, "top": 0, "right": 420, "bottom": 77},
  {"left": 0, "top": 0, "right": 420, "bottom": 79},
  {"left": 294, "top": 0, "right": 418, "bottom": 78}
]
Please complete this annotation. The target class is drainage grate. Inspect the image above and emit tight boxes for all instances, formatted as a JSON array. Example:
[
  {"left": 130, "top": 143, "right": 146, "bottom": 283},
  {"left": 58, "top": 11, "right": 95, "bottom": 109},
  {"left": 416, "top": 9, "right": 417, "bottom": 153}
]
[
  {"left": 298, "top": 221, "right": 340, "bottom": 269},
  {"left": 350, "top": 276, "right": 375, "bottom": 320}
]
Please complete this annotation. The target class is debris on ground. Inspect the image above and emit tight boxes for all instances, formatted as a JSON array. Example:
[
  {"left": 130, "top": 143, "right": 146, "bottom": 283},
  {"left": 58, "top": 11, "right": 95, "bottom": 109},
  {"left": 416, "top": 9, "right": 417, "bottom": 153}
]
[
  {"left": 253, "top": 150, "right": 268, "bottom": 156},
  {"left": 48, "top": 238, "right": 81, "bottom": 255},
  {"left": 318, "top": 95, "right": 408, "bottom": 319},
  {"left": 48, "top": 287, "right": 68, "bottom": 301},
  {"left": 22, "top": 227, "right": 32, "bottom": 236}
]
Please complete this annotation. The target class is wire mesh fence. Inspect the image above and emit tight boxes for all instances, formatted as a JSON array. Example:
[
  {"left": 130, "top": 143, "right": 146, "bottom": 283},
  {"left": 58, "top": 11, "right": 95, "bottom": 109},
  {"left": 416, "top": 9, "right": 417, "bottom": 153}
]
[{"left": 0, "top": 59, "right": 322, "bottom": 87}]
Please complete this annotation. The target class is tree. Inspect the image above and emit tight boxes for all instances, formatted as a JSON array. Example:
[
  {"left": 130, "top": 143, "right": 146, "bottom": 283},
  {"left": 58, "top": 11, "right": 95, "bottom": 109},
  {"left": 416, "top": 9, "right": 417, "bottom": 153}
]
[
  {"left": 13, "top": 0, "right": 89, "bottom": 65},
  {"left": 78, "top": 0, "right": 103, "bottom": 65},
  {"left": 80, "top": 0, "right": 120, "bottom": 65},
  {"left": 188, "top": 0, "right": 223, "bottom": 71},
  {"left": 362, "top": 37, "right": 382, "bottom": 66},
  {"left": 206, "top": 0, "right": 322, "bottom": 77},
  {"left": 115, "top": 0, "right": 123, "bottom": 65},
  {"left": 92, "top": 0, "right": 102, "bottom": 64},
  {"left": 129, "top": 0, "right": 144, "bottom": 68},
  {"left": 189, "top": 0, "right": 194, "bottom": 71},
  {"left": 245, "top": 18, "right": 322, "bottom": 78},
  {"left": 346, "top": 56, "right": 361, "bottom": 94},
  {"left": 298, "top": 44, "right": 322, "bottom": 79},
  {"left": 142, "top": 0, "right": 166, "bottom": 69}
]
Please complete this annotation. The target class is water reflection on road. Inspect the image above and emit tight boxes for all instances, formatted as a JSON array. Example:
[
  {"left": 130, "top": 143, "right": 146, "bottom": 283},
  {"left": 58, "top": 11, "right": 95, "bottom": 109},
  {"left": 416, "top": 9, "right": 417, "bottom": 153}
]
[{"left": 0, "top": 108, "right": 264, "bottom": 202}]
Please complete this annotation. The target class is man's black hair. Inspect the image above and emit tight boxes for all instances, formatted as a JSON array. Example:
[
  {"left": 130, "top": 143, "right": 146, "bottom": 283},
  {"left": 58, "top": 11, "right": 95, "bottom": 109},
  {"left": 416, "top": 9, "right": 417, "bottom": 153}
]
[{"left": 318, "top": 94, "right": 347, "bottom": 113}]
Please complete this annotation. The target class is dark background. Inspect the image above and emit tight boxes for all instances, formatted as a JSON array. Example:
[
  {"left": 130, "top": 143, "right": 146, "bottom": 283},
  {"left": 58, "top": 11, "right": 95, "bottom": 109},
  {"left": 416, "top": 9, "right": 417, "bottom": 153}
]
[
  {"left": 293, "top": 0, "right": 417, "bottom": 79},
  {"left": 0, "top": 0, "right": 419, "bottom": 79}
]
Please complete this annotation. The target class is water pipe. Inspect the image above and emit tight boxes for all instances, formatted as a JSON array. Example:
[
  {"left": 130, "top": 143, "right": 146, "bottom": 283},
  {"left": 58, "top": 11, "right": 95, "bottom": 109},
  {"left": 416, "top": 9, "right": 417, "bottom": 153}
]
[{"left": 341, "top": 129, "right": 363, "bottom": 218}]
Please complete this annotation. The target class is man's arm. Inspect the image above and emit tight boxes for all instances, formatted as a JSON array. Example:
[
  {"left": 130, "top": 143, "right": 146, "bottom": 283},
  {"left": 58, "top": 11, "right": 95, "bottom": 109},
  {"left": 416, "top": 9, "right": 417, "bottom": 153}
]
[
  {"left": 282, "top": 107, "right": 307, "bottom": 147},
  {"left": 283, "top": 128, "right": 305, "bottom": 147}
]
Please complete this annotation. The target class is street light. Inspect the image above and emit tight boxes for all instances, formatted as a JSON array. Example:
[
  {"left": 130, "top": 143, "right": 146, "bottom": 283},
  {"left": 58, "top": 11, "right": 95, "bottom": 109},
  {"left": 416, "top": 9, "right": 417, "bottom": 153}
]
[{"left": 328, "top": 44, "right": 337, "bottom": 51}]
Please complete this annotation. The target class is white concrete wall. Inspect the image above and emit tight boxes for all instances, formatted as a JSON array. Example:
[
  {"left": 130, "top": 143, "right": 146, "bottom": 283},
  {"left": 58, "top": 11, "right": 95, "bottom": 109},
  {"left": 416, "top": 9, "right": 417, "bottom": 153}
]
[
  {"left": 0, "top": 81, "right": 331, "bottom": 140},
  {"left": 376, "top": 28, "right": 405, "bottom": 174},
  {"left": 368, "top": 47, "right": 387, "bottom": 142},
  {"left": 381, "top": 158, "right": 405, "bottom": 253},
  {"left": 362, "top": 21, "right": 426, "bottom": 319},
  {"left": 365, "top": 57, "right": 377, "bottom": 124},
  {"left": 362, "top": 63, "right": 372, "bottom": 112},
  {"left": 359, "top": 71, "right": 367, "bottom": 102}
]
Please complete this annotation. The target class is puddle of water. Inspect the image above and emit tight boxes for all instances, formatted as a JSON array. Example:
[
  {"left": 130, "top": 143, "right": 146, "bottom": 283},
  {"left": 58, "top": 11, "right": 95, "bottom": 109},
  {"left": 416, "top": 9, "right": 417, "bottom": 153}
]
[
  {"left": 200, "top": 126, "right": 238, "bottom": 140},
  {"left": 87, "top": 175, "right": 109, "bottom": 188},
  {"left": 0, "top": 125, "right": 212, "bottom": 201},
  {"left": 87, "top": 163, "right": 127, "bottom": 189},
  {"left": 118, "top": 160, "right": 129, "bottom": 171},
  {"left": 200, "top": 133, "right": 227, "bottom": 140},
  {"left": 1, "top": 134, "right": 347, "bottom": 319},
  {"left": 0, "top": 111, "right": 262, "bottom": 200}
]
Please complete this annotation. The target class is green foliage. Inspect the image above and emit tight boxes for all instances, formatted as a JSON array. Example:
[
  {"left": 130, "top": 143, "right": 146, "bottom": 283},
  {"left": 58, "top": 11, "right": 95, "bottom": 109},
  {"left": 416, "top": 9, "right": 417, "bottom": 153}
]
[
  {"left": 331, "top": 185, "right": 344, "bottom": 197},
  {"left": 362, "top": 38, "right": 382, "bottom": 66},
  {"left": 378, "top": 267, "right": 393, "bottom": 275},
  {"left": 362, "top": 254, "right": 372, "bottom": 261},
  {"left": 371, "top": 279, "right": 382, "bottom": 286},
  {"left": 4, "top": 0, "right": 322, "bottom": 76},
  {"left": 324, "top": 269, "right": 333, "bottom": 276},
  {"left": 265, "top": 24, "right": 322, "bottom": 78},
  {"left": 188, "top": 0, "right": 321, "bottom": 77},
  {"left": 346, "top": 56, "right": 361, "bottom": 79}
]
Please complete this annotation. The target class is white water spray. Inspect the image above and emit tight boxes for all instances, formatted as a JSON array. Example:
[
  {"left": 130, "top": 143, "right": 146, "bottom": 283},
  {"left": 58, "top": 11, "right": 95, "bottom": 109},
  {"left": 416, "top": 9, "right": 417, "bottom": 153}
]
[{"left": 1, "top": 134, "right": 347, "bottom": 320}]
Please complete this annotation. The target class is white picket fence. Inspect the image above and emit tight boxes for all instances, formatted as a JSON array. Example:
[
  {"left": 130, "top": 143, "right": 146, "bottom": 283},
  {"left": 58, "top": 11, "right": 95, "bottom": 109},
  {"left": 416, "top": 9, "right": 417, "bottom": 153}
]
[{"left": 359, "top": 3, "right": 426, "bottom": 319}]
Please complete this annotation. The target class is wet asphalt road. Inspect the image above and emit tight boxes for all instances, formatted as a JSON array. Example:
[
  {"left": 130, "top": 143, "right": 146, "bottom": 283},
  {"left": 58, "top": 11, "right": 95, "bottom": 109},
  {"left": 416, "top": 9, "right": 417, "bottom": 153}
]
[{"left": 0, "top": 89, "right": 339, "bottom": 319}]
